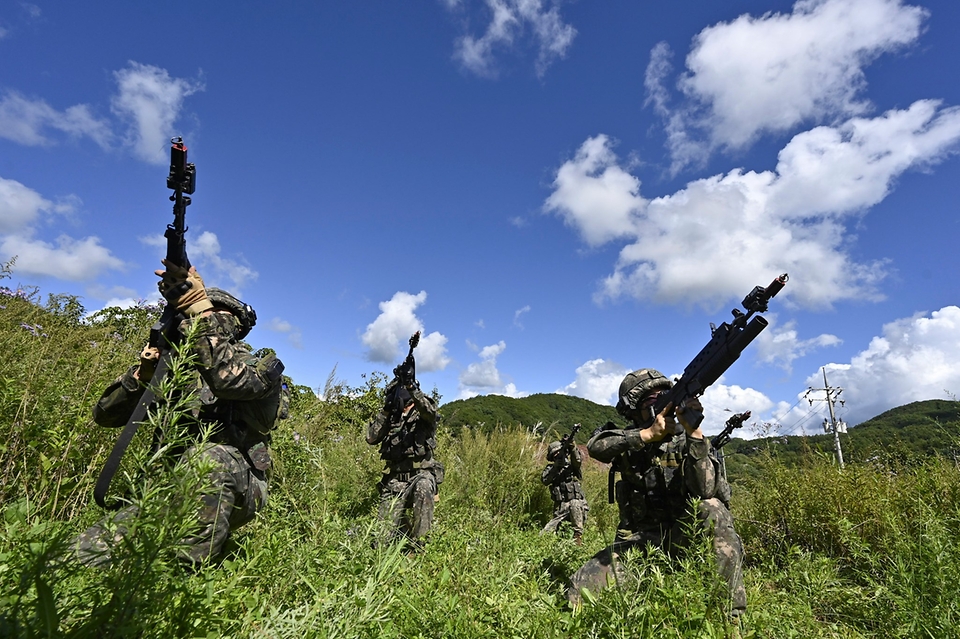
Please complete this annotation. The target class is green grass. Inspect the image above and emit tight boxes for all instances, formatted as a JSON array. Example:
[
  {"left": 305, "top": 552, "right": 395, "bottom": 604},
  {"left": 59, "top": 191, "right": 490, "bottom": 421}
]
[{"left": 2, "top": 275, "right": 960, "bottom": 638}]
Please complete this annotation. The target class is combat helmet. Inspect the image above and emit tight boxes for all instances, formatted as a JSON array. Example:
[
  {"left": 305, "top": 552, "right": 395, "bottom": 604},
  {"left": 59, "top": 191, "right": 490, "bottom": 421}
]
[
  {"left": 615, "top": 368, "right": 672, "bottom": 419},
  {"left": 206, "top": 288, "right": 257, "bottom": 339},
  {"left": 546, "top": 441, "right": 563, "bottom": 461}
]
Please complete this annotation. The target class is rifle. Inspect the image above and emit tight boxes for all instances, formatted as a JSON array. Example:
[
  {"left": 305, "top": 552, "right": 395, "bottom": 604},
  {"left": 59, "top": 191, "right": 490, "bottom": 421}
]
[
  {"left": 648, "top": 274, "right": 788, "bottom": 428},
  {"left": 394, "top": 330, "right": 421, "bottom": 386},
  {"left": 713, "top": 410, "right": 751, "bottom": 482},
  {"left": 94, "top": 137, "right": 196, "bottom": 509},
  {"left": 559, "top": 423, "right": 582, "bottom": 455},
  {"left": 712, "top": 411, "right": 751, "bottom": 450}
]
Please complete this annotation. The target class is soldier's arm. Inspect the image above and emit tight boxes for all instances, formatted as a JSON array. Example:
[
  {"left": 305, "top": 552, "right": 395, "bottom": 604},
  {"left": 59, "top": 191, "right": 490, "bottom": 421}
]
[
  {"left": 366, "top": 409, "right": 390, "bottom": 445},
  {"left": 92, "top": 366, "right": 143, "bottom": 428},
  {"left": 180, "top": 311, "right": 277, "bottom": 401},
  {"left": 542, "top": 461, "right": 565, "bottom": 485},
  {"left": 407, "top": 384, "right": 438, "bottom": 427},
  {"left": 587, "top": 426, "right": 644, "bottom": 463},
  {"left": 569, "top": 444, "right": 583, "bottom": 468},
  {"left": 682, "top": 435, "right": 721, "bottom": 498}
]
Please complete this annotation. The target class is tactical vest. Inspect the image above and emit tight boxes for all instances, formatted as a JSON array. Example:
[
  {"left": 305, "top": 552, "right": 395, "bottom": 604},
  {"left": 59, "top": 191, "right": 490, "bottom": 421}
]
[
  {"left": 549, "top": 464, "right": 585, "bottom": 502},
  {"left": 616, "top": 435, "right": 689, "bottom": 522},
  {"left": 379, "top": 405, "right": 436, "bottom": 463}
]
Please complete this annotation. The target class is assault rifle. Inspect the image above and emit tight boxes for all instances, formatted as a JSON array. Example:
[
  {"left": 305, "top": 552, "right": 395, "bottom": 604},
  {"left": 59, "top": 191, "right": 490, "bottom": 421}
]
[
  {"left": 559, "top": 423, "right": 582, "bottom": 454},
  {"left": 647, "top": 274, "right": 788, "bottom": 429},
  {"left": 712, "top": 411, "right": 751, "bottom": 450},
  {"left": 714, "top": 411, "right": 751, "bottom": 482},
  {"left": 94, "top": 137, "right": 197, "bottom": 509},
  {"left": 394, "top": 330, "right": 421, "bottom": 386}
]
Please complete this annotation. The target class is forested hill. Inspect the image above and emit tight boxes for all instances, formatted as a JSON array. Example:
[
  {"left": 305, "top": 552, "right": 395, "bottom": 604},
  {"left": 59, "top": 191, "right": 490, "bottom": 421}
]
[
  {"left": 440, "top": 393, "right": 625, "bottom": 441},
  {"left": 723, "top": 399, "right": 960, "bottom": 477}
]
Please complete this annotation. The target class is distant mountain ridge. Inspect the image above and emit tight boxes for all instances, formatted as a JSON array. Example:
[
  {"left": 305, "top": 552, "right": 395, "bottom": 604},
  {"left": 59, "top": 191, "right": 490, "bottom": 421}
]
[
  {"left": 440, "top": 393, "right": 625, "bottom": 441},
  {"left": 722, "top": 399, "right": 960, "bottom": 479},
  {"left": 441, "top": 394, "right": 960, "bottom": 462}
]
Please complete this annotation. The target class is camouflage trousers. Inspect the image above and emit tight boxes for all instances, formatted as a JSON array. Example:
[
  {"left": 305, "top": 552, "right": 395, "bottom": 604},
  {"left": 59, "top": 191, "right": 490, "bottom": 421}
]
[
  {"left": 377, "top": 469, "right": 437, "bottom": 545},
  {"left": 541, "top": 498, "right": 588, "bottom": 537},
  {"left": 567, "top": 498, "right": 746, "bottom": 613},
  {"left": 75, "top": 443, "right": 268, "bottom": 567}
]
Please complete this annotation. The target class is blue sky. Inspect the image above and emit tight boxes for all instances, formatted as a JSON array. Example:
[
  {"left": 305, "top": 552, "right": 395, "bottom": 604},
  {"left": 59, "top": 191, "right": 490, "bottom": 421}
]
[{"left": 2, "top": 0, "right": 959, "bottom": 437}]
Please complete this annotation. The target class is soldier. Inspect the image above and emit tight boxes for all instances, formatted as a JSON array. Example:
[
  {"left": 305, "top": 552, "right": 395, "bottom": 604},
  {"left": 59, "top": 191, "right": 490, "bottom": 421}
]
[
  {"left": 540, "top": 432, "right": 588, "bottom": 544},
  {"left": 366, "top": 332, "right": 443, "bottom": 547},
  {"left": 567, "top": 369, "right": 746, "bottom": 616},
  {"left": 76, "top": 260, "right": 285, "bottom": 567}
]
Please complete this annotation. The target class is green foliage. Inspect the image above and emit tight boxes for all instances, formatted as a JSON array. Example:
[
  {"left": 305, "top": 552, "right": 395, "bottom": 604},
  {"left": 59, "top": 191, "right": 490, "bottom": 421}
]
[
  {"left": 723, "top": 399, "right": 960, "bottom": 481},
  {"left": 3, "top": 278, "right": 960, "bottom": 637},
  {"left": 441, "top": 393, "right": 625, "bottom": 441}
]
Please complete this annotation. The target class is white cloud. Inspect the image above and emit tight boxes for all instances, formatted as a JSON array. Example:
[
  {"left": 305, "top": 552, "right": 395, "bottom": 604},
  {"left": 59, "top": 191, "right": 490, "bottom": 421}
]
[
  {"left": 806, "top": 306, "right": 960, "bottom": 425},
  {"left": 450, "top": 0, "right": 576, "bottom": 78},
  {"left": 513, "top": 304, "right": 530, "bottom": 328},
  {"left": 546, "top": 101, "right": 960, "bottom": 310},
  {"left": 267, "top": 317, "right": 304, "bottom": 350},
  {"left": 0, "top": 234, "right": 125, "bottom": 281},
  {"left": 0, "top": 176, "right": 125, "bottom": 281},
  {"left": 557, "top": 358, "right": 630, "bottom": 405},
  {"left": 0, "top": 91, "right": 113, "bottom": 148},
  {"left": 111, "top": 62, "right": 204, "bottom": 165},
  {"left": 189, "top": 231, "right": 258, "bottom": 295},
  {"left": 361, "top": 290, "right": 450, "bottom": 372},
  {"left": 655, "top": 0, "right": 928, "bottom": 168},
  {"left": 0, "top": 61, "right": 201, "bottom": 164},
  {"left": 755, "top": 315, "right": 841, "bottom": 372},
  {"left": 458, "top": 339, "right": 526, "bottom": 398},
  {"left": 544, "top": 135, "right": 644, "bottom": 247}
]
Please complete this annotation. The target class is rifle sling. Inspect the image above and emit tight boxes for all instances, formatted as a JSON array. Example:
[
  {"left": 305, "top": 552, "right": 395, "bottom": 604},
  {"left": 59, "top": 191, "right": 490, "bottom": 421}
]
[{"left": 93, "top": 353, "right": 173, "bottom": 510}]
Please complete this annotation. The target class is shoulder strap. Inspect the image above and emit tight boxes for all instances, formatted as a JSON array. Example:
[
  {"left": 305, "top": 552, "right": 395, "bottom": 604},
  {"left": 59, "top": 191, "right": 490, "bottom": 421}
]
[{"left": 93, "top": 352, "right": 172, "bottom": 510}]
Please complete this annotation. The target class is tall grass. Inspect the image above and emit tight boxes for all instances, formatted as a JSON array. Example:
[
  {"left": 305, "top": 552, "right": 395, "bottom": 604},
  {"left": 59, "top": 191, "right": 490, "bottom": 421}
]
[{"left": 2, "top": 279, "right": 960, "bottom": 637}]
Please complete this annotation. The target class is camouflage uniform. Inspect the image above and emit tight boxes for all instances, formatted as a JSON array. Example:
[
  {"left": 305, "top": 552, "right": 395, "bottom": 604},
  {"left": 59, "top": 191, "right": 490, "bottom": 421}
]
[
  {"left": 76, "top": 308, "right": 284, "bottom": 567},
  {"left": 540, "top": 441, "right": 588, "bottom": 543},
  {"left": 568, "top": 370, "right": 746, "bottom": 614},
  {"left": 366, "top": 378, "right": 442, "bottom": 545}
]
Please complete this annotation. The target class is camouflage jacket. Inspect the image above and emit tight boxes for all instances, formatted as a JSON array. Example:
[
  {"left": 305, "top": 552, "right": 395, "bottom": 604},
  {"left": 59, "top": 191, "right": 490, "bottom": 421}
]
[
  {"left": 541, "top": 445, "right": 585, "bottom": 502},
  {"left": 588, "top": 424, "right": 729, "bottom": 521},
  {"left": 366, "top": 380, "right": 439, "bottom": 464},
  {"left": 93, "top": 311, "right": 284, "bottom": 470}
]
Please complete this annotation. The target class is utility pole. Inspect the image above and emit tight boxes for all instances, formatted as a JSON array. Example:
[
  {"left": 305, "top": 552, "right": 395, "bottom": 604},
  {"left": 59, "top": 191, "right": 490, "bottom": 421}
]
[{"left": 805, "top": 367, "right": 846, "bottom": 468}]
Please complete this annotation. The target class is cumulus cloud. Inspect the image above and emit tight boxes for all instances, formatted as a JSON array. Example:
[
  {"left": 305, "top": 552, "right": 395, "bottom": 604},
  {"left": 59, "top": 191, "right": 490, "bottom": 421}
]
[
  {"left": 458, "top": 339, "right": 526, "bottom": 398},
  {"left": 267, "top": 317, "right": 304, "bottom": 350},
  {"left": 449, "top": 0, "right": 576, "bottom": 78},
  {"left": 650, "top": 0, "right": 928, "bottom": 168},
  {"left": 189, "top": 231, "right": 258, "bottom": 295},
  {"left": 557, "top": 358, "right": 631, "bottom": 405},
  {"left": 0, "top": 91, "right": 113, "bottom": 148},
  {"left": 806, "top": 306, "right": 960, "bottom": 425},
  {"left": 0, "top": 62, "right": 201, "bottom": 164},
  {"left": 0, "top": 176, "right": 125, "bottom": 281},
  {"left": 361, "top": 291, "right": 450, "bottom": 372},
  {"left": 546, "top": 101, "right": 960, "bottom": 310},
  {"left": 755, "top": 315, "right": 842, "bottom": 372},
  {"left": 112, "top": 62, "right": 204, "bottom": 164}
]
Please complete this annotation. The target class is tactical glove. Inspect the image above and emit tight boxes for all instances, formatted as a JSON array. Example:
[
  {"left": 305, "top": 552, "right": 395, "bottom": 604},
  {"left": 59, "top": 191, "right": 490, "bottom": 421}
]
[
  {"left": 676, "top": 397, "right": 705, "bottom": 432},
  {"left": 155, "top": 260, "right": 214, "bottom": 315},
  {"left": 138, "top": 345, "right": 160, "bottom": 382}
]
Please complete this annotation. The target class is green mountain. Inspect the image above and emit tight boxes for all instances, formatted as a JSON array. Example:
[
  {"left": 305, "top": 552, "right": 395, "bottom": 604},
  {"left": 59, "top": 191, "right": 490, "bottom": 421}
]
[
  {"left": 722, "top": 399, "right": 960, "bottom": 480},
  {"left": 440, "top": 393, "right": 626, "bottom": 441}
]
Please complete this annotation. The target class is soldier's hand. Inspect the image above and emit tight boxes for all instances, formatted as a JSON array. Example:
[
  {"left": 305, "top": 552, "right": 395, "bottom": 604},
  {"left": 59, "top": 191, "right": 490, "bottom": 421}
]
[
  {"left": 155, "top": 260, "right": 213, "bottom": 315},
  {"left": 137, "top": 345, "right": 160, "bottom": 382},
  {"left": 642, "top": 402, "right": 675, "bottom": 443},
  {"left": 676, "top": 397, "right": 705, "bottom": 435}
]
